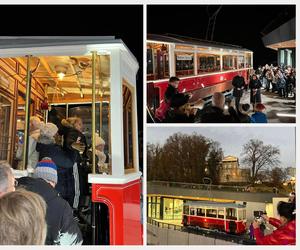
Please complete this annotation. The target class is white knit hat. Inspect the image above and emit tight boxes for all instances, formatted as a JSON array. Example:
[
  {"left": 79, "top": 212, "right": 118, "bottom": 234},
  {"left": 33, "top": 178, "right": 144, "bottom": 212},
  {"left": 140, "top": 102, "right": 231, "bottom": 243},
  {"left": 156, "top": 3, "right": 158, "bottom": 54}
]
[
  {"left": 95, "top": 134, "right": 105, "bottom": 147},
  {"left": 40, "top": 123, "right": 58, "bottom": 138}
]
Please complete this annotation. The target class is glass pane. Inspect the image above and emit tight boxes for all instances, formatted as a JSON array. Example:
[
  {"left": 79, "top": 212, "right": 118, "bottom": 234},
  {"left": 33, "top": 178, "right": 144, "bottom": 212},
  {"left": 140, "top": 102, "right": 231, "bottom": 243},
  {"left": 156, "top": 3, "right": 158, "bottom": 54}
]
[
  {"left": 226, "top": 208, "right": 237, "bottom": 220},
  {"left": 190, "top": 208, "right": 196, "bottom": 216},
  {"left": 183, "top": 205, "right": 189, "bottom": 215},
  {"left": 0, "top": 95, "right": 11, "bottom": 161},
  {"left": 123, "top": 84, "right": 134, "bottom": 171},
  {"left": 197, "top": 54, "right": 220, "bottom": 74},
  {"left": 206, "top": 209, "right": 217, "bottom": 218},
  {"left": 163, "top": 198, "right": 174, "bottom": 220},
  {"left": 197, "top": 208, "right": 205, "bottom": 216},
  {"left": 175, "top": 52, "right": 194, "bottom": 77},
  {"left": 222, "top": 55, "right": 237, "bottom": 71},
  {"left": 173, "top": 199, "right": 183, "bottom": 220},
  {"left": 218, "top": 209, "right": 225, "bottom": 219}
]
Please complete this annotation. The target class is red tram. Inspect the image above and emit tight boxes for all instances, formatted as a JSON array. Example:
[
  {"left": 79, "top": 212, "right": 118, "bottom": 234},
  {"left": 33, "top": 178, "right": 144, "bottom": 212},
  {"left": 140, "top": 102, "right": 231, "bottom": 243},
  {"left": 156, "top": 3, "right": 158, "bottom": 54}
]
[
  {"left": 182, "top": 201, "right": 247, "bottom": 234},
  {"left": 147, "top": 34, "right": 253, "bottom": 120}
]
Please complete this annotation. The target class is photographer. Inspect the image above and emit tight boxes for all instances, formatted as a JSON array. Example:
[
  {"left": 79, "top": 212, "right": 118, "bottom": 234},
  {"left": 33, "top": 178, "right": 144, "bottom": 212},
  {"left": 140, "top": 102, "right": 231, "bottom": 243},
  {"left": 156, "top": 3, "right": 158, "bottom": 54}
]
[{"left": 253, "top": 201, "right": 295, "bottom": 245}]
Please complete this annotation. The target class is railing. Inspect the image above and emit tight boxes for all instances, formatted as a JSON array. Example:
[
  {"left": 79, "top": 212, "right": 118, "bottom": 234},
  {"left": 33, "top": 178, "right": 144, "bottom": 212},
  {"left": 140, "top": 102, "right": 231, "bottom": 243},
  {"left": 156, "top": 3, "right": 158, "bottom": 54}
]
[
  {"left": 147, "top": 217, "right": 183, "bottom": 231},
  {"left": 149, "top": 180, "right": 249, "bottom": 193}
]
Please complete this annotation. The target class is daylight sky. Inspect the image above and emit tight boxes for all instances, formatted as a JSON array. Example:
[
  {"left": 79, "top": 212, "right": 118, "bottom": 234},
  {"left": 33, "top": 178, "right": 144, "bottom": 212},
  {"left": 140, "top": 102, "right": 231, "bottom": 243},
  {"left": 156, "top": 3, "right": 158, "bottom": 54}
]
[{"left": 147, "top": 126, "right": 295, "bottom": 168}]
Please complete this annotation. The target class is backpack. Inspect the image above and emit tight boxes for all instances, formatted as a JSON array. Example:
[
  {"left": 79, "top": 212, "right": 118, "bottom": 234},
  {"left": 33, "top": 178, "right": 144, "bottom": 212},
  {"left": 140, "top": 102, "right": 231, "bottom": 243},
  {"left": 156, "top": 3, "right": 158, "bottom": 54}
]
[{"left": 155, "top": 99, "right": 171, "bottom": 122}]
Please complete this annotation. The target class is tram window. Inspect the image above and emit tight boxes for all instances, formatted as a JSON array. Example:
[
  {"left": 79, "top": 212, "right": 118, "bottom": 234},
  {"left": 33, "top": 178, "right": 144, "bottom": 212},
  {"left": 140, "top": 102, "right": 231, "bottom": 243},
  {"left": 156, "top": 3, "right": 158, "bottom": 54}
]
[
  {"left": 196, "top": 208, "right": 205, "bottom": 216},
  {"left": 238, "top": 209, "right": 246, "bottom": 220},
  {"left": 0, "top": 95, "right": 12, "bottom": 161},
  {"left": 245, "top": 53, "right": 252, "bottom": 68},
  {"left": 237, "top": 56, "right": 245, "bottom": 69},
  {"left": 190, "top": 208, "right": 196, "bottom": 216},
  {"left": 222, "top": 55, "right": 237, "bottom": 71},
  {"left": 206, "top": 209, "right": 217, "bottom": 218},
  {"left": 183, "top": 205, "right": 189, "bottom": 215},
  {"left": 147, "top": 43, "right": 169, "bottom": 81},
  {"left": 175, "top": 52, "right": 194, "bottom": 77},
  {"left": 197, "top": 54, "right": 220, "bottom": 74},
  {"left": 226, "top": 208, "right": 237, "bottom": 220},
  {"left": 218, "top": 209, "right": 225, "bottom": 219},
  {"left": 123, "top": 83, "right": 135, "bottom": 172}
]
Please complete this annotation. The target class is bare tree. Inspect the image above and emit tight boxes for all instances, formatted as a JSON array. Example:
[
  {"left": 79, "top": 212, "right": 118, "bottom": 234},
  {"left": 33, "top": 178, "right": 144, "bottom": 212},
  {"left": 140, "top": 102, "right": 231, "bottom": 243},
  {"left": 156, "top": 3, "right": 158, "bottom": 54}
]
[
  {"left": 241, "top": 139, "right": 280, "bottom": 184},
  {"left": 206, "top": 141, "right": 223, "bottom": 184},
  {"left": 270, "top": 167, "right": 288, "bottom": 188}
]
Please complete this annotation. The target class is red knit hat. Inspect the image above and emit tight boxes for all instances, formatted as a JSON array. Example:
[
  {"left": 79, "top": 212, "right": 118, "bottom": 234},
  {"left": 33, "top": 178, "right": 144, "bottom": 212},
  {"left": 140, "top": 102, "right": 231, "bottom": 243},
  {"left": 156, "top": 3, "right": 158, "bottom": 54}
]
[{"left": 255, "top": 103, "right": 266, "bottom": 111}]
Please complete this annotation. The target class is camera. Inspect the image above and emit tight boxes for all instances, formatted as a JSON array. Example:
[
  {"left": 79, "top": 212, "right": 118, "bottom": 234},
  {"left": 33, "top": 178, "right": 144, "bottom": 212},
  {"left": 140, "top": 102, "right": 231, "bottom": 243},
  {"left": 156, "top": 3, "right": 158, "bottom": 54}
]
[{"left": 253, "top": 210, "right": 266, "bottom": 224}]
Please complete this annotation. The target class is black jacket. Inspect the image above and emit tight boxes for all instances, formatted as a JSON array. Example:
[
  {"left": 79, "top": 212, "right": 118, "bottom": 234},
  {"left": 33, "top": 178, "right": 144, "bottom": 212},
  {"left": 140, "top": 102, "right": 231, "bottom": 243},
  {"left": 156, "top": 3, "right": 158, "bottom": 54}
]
[
  {"left": 18, "top": 177, "right": 83, "bottom": 245},
  {"left": 200, "top": 106, "right": 239, "bottom": 123},
  {"left": 164, "top": 85, "right": 189, "bottom": 108},
  {"left": 36, "top": 137, "right": 76, "bottom": 205},
  {"left": 232, "top": 75, "right": 246, "bottom": 97}
]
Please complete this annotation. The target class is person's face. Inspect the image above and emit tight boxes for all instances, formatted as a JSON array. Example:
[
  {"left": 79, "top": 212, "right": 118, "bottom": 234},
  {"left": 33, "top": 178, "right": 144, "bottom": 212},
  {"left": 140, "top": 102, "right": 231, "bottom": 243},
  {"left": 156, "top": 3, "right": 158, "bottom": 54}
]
[
  {"left": 170, "top": 81, "right": 179, "bottom": 89},
  {"left": 5, "top": 173, "right": 16, "bottom": 194},
  {"left": 75, "top": 120, "right": 83, "bottom": 132}
]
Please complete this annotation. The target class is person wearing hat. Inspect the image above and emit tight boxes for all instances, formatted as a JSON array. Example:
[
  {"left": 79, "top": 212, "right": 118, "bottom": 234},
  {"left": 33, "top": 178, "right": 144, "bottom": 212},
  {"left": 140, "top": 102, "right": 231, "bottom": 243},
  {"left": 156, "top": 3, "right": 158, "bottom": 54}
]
[
  {"left": 251, "top": 103, "right": 268, "bottom": 123},
  {"left": 36, "top": 123, "right": 76, "bottom": 208},
  {"left": 18, "top": 157, "right": 83, "bottom": 245},
  {"left": 238, "top": 103, "right": 253, "bottom": 123}
]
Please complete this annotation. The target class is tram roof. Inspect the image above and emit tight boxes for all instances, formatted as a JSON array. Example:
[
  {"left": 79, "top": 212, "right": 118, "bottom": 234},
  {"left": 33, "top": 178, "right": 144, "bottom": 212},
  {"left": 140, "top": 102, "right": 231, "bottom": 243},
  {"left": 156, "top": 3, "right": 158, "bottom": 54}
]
[
  {"left": 0, "top": 36, "right": 138, "bottom": 64},
  {"left": 185, "top": 201, "right": 246, "bottom": 209},
  {"left": 147, "top": 34, "right": 252, "bottom": 52}
]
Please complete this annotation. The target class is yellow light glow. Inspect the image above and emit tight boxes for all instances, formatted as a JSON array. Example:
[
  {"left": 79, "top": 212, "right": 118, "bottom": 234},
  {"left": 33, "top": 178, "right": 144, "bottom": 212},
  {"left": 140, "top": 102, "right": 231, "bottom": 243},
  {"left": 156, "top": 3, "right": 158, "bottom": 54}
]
[{"left": 57, "top": 72, "right": 65, "bottom": 81}]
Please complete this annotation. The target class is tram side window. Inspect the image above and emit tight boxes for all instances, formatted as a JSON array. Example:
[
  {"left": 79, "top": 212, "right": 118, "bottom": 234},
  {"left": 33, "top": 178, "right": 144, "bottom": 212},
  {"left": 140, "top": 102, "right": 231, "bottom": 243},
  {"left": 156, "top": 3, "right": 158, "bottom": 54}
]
[
  {"left": 226, "top": 208, "right": 237, "bottom": 220},
  {"left": 0, "top": 95, "right": 12, "bottom": 161},
  {"left": 196, "top": 208, "right": 205, "bottom": 216},
  {"left": 245, "top": 53, "right": 252, "bottom": 68},
  {"left": 175, "top": 52, "right": 194, "bottom": 77},
  {"left": 183, "top": 205, "right": 189, "bottom": 215},
  {"left": 222, "top": 55, "right": 237, "bottom": 71},
  {"left": 206, "top": 209, "right": 217, "bottom": 218},
  {"left": 197, "top": 54, "right": 220, "bottom": 74},
  {"left": 238, "top": 209, "right": 246, "bottom": 220},
  {"left": 123, "top": 83, "right": 135, "bottom": 172},
  {"left": 190, "top": 208, "right": 196, "bottom": 216},
  {"left": 237, "top": 56, "right": 245, "bottom": 69},
  {"left": 147, "top": 43, "right": 169, "bottom": 81},
  {"left": 218, "top": 209, "right": 225, "bottom": 219}
]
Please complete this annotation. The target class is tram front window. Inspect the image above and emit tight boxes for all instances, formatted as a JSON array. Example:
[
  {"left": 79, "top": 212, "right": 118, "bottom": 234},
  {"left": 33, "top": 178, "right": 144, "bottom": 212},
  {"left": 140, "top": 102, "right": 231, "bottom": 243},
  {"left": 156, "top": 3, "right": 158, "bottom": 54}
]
[
  {"left": 147, "top": 43, "right": 169, "bottom": 81},
  {"left": 226, "top": 208, "right": 237, "bottom": 220}
]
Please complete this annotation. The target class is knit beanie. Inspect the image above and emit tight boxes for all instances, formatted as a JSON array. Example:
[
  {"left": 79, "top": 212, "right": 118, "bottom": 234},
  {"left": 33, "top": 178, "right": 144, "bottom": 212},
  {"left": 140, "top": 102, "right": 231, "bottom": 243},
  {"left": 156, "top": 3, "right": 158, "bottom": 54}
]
[
  {"left": 40, "top": 123, "right": 58, "bottom": 139},
  {"left": 34, "top": 157, "right": 58, "bottom": 184}
]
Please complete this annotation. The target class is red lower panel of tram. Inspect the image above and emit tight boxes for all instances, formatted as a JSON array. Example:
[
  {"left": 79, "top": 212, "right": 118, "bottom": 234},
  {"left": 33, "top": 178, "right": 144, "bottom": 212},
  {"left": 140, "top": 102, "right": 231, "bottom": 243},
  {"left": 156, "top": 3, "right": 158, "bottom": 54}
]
[{"left": 91, "top": 178, "right": 142, "bottom": 245}]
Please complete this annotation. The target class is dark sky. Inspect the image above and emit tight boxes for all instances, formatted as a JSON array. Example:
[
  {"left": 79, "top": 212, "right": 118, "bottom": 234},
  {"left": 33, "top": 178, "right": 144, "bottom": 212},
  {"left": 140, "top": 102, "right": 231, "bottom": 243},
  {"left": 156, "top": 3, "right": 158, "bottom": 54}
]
[
  {"left": 147, "top": 5, "right": 295, "bottom": 67},
  {"left": 0, "top": 5, "right": 143, "bottom": 129}
]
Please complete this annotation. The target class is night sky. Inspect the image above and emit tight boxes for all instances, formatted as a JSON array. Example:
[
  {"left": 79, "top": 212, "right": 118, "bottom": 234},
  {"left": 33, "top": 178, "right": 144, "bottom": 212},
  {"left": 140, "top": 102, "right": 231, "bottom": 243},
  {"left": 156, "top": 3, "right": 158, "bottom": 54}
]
[
  {"left": 0, "top": 5, "right": 143, "bottom": 129},
  {"left": 147, "top": 4, "right": 295, "bottom": 68}
]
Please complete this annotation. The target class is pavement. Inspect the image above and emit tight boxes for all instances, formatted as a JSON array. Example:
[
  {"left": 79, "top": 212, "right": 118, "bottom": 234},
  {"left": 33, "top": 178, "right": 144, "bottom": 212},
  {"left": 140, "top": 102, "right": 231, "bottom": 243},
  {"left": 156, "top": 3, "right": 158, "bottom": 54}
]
[{"left": 239, "top": 89, "right": 296, "bottom": 123}]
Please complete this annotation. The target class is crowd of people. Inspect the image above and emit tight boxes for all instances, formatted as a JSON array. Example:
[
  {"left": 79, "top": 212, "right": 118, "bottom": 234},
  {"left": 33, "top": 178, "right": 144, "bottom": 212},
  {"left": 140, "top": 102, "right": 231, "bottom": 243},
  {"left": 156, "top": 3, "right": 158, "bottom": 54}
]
[
  {"left": 154, "top": 64, "right": 295, "bottom": 123},
  {"left": 0, "top": 115, "right": 108, "bottom": 245}
]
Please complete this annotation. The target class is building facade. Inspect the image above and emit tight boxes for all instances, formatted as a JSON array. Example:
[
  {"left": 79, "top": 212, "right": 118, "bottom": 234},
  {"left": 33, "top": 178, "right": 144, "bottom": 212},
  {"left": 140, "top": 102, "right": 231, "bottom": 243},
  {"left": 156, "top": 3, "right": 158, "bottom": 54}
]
[{"left": 219, "top": 156, "right": 250, "bottom": 183}]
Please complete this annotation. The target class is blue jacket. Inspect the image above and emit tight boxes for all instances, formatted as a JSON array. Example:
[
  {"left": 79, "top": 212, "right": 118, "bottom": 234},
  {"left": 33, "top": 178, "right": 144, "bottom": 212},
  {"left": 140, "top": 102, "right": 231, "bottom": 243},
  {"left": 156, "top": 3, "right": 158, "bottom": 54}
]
[{"left": 251, "top": 112, "right": 268, "bottom": 123}]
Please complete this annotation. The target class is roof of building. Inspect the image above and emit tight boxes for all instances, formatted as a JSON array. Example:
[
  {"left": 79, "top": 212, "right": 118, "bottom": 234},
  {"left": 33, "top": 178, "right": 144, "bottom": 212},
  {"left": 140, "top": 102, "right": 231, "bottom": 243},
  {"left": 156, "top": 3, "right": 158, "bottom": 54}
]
[{"left": 222, "top": 156, "right": 238, "bottom": 162}]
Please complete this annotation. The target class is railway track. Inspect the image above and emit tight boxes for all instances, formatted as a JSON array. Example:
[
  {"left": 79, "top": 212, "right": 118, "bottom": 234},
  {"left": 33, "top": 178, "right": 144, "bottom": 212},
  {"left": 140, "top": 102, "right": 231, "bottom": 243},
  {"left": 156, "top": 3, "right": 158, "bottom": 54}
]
[{"left": 182, "top": 226, "right": 256, "bottom": 245}]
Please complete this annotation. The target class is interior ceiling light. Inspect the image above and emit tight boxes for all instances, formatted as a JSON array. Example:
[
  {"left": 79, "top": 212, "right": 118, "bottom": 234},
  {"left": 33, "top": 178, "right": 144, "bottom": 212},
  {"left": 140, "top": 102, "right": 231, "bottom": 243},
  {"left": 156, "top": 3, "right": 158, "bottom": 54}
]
[{"left": 55, "top": 65, "right": 68, "bottom": 81}]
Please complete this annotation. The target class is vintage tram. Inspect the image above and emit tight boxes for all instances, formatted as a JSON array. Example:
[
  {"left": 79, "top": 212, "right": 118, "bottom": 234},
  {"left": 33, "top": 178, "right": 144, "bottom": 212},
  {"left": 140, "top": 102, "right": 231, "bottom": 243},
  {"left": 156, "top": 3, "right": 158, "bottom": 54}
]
[
  {"left": 0, "top": 36, "right": 142, "bottom": 245},
  {"left": 147, "top": 34, "right": 253, "bottom": 122},
  {"left": 182, "top": 201, "right": 247, "bottom": 234}
]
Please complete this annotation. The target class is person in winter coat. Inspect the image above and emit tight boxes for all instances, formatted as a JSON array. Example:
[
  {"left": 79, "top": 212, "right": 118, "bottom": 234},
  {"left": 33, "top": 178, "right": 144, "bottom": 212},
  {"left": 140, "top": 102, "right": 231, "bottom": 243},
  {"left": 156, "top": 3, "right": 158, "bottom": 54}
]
[
  {"left": 238, "top": 103, "right": 252, "bottom": 123},
  {"left": 36, "top": 122, "right": 76, "bottom": 207},
  {"left": 18, "top": 158, "right": 83, "bottom": 245},
  {"left": 16, "top": 116, "right": 42, "bottom": 171},
  {"left": 232, "top": 71, "right": 246, "bottom": 113},
  {"left": 200, "top": 92, "right": 239, "bottom": 123},
  {"left": 163, "top": 76, "right": 193, "bottom": 122},
  {"left": 249, "top": 222, "right": 254, "bottom": 240},
  {"left": 251, "top": 103, "right": 268, "bottom": 123},
  {"left": 253, "top": 201, "right": 295, "bottom": 245},
  {"left": 60, "top": 117, "right": 88, "bottom": 210},
  {"left": 249, "top": 74, "right": 262, "bottom": 111}
]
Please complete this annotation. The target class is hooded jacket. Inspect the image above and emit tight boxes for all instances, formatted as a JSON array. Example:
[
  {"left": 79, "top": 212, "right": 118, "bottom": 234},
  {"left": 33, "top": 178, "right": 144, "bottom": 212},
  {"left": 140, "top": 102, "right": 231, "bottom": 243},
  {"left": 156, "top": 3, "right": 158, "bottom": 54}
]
[
  {"left": 18, "top": 177, "right": 83, "bottom": 245},
  {"left": 254, "top": 217, "right": 296, "bottom": 245}
]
